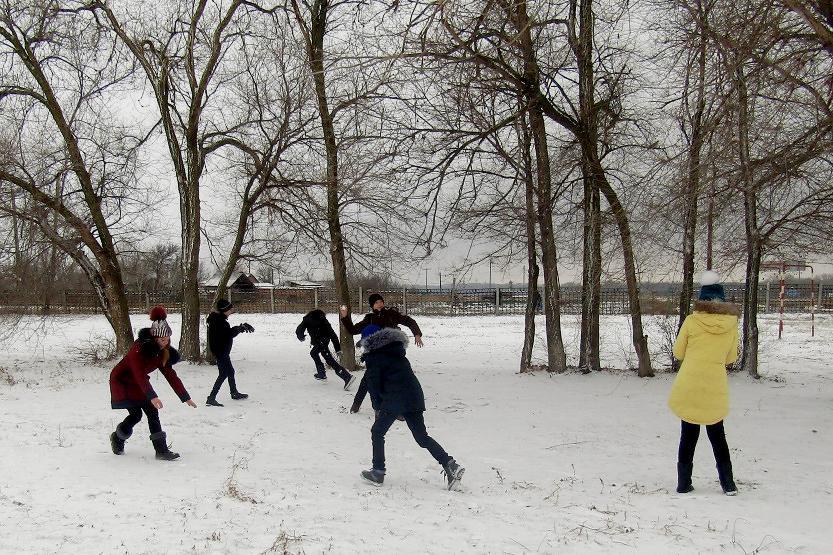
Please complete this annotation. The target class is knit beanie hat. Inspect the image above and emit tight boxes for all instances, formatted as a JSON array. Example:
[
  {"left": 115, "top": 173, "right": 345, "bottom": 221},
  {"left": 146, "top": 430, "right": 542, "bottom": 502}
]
[
  {"left": 149, "top": 305, "right": 173, "bottom": 337},
  {"left": 357, "top": 324, "right": 382, "bottom": 348},
  {"left": 698, "top": 270, "right": 726, "bottom": 302},
  {"left": 368, "top": 293, "right": 384, "bottom": 308},
  {"left": 216, "top": 298, "right": 233, "bottom": 312}
]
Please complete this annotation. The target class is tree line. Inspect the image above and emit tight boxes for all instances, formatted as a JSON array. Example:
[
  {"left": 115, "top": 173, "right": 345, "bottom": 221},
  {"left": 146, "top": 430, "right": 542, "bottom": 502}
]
[{"left": 1, "top": 0, "right": 831, "bottom": 377}]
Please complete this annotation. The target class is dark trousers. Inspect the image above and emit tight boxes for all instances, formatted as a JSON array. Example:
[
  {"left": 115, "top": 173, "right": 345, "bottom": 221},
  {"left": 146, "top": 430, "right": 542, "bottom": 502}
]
[
  {"left": 678, "top": 420, "right": 731, "bottom": 466},
  {"left": 353, "top": 374, "right": 369, "bottom": 407},
  {"left": 119, "top": 402, "right": 162, "bottom": 435},
  {"left": 311, "top": 345, "right": 351, "bottom": 382},
  {"left": 209, "top": 353, "right": 239, "bottom": 398},
  {"left": 371, "top": 410, "right": 451, "bottom": 472}
]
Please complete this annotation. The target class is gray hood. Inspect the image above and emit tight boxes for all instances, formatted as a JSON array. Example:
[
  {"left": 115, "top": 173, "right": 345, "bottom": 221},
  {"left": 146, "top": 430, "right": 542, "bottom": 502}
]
[{"left": 360, "top": 328, "right": 410, "bottom": 352}]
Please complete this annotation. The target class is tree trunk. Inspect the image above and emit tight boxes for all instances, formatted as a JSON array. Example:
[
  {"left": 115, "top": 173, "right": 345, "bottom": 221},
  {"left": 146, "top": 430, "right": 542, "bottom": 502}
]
[
  {"left": 178, "top": 178, "right": 203, "bottom": 361},
  {"left": 515, "top": 1, "right": 566, "bottom": 373},
  {"left": 579, "top": 167, "right": 601, "bottom": 373},
  {"left": 518, "top": 111, "right": 538, "bottom": 373},
  {"left": 304, "top": 0, "right": 356, "bottom": 370},
  {"left": 735, "top": 63, "right": 760, "bottom": 378},
  {"left": 678, "top": 0, "right": 708, "bottom": 334}
]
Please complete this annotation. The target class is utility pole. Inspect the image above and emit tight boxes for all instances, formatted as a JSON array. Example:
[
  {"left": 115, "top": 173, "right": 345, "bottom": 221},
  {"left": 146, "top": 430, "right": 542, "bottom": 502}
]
[{"left": 489, "top": 258, "right": 493, "bottom": 289}]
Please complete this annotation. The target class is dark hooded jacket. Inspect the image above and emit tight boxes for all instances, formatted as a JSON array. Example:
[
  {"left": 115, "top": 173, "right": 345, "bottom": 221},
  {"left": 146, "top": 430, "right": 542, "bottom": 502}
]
[
  {"left": 207, "top": 311, "right": 242, "bottom": 357},
  {"left": 109, "top": 328, "right": 190, "bottom": 409},
  {"left": 340, "top": 307, "right": 422, "bottom": 337},
  {"left": 296, "top": 309, "right": 341, "bottom": 351},
  {"left": 361, "top": 328, "right": 425, "bottom": 414}
]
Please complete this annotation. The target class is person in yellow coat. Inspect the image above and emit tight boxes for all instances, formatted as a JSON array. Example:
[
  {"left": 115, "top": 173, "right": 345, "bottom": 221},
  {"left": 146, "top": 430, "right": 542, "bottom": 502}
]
[{"left": 669, "top": 270, "right": 739, "bottom": 495}]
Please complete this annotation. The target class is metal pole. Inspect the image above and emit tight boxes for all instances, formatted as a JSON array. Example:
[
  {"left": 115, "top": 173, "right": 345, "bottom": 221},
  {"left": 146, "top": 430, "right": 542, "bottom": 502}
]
[
  {"left": 425, "top": 269, "right": 428, "bottom": 291},
  {"left": 489, "top": 258, "right": 492, "bottom": 289},
  {"left": 495, "top": 287, "right": 500, "bottom": 315}
]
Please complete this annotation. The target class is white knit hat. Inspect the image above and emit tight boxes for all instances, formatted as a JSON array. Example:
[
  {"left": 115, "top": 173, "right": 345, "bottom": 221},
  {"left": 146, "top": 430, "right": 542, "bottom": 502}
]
[{"left": 700, "top": 269, "right": 721, "bottom": 286}]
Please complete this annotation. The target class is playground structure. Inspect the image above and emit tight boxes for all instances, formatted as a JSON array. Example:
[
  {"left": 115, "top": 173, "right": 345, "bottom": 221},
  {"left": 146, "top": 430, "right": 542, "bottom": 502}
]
[{"left": 761, "top": 261, "right": 816, "bottom": 338}]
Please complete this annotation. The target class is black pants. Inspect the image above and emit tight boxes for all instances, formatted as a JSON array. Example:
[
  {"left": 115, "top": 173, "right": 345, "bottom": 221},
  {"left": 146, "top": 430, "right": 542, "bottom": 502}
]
[
  {"left": 678, "top": 420, "right": 731, "bottom": 466},
  {"left": 353, "top": 374, "right": 369, "bottom": 407},
  {"left": 371, "top": 410, "right": 451, "bottom": 472},
  {"left": 209, "top": 353, "right": 239, "bottom": 397},
  {"left": 311, "top": 345, "right": 351, "bottom": 382},
  {"left": 119, "top": 402, "right": 162, "bottom": 435}
]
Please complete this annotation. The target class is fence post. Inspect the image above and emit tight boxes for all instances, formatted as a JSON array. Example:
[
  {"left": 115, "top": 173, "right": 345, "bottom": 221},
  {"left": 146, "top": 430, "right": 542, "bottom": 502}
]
[
  {"left": 270, "top": 286, "right": 275, "bottom": 313},
  {"left": 818, "top": 281, "right": 823, "bottom": 308},
  {"left": 358, "top": 287, "right": 363, "bottom": 310},
  {"left": 313, "top": 288, "right": 318, "bottom": 309},
  {"left": 495, "top": 287, "right": 500, "bottom": 315},
  {"left": 765, "top": 281, "right": 770, "bottom": 312},
  {"left": 402, "top": 288, "right": 407, "bottom": 314}
]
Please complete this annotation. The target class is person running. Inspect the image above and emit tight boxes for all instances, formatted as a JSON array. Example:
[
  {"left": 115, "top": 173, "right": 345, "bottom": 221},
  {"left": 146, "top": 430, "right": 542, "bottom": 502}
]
[
  {"left": 206, "top": 298, "right": 254, "bottom": 407},
  {"left": 340, "top": 293, "right": 423, "bottom": 413},
  {"left": 358, "top": 324, "right": 464, "bottom": 490},
  {"left": 296, "top": 309, "right": 356, "bottom": 390},
  {"left": 109, "top": 306, "right": 196, "bottom": 461},
  {"left": 669, "top": 270, "right": 740, "bottom": 496}
]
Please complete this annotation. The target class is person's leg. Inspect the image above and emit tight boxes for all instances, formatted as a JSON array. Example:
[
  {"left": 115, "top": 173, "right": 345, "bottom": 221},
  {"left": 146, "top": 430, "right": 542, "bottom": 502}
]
[
  {"left": 706, "top": 420, "right": 737, "bottom": 494},
  {"left": 351, "top": 374, "right": 368, "bottom": 412},
  {"left": 208, "top": 356, "right": 230, "bottom": 399},
  {"left": 370, "top": 411, "right": 398, "bottom": 472},
  {"left": 143, "top": 402, "right": 179, "bottom": 460},
  {"left": 402, "top": 411, "right": 451, "bottom": 466},
  {"left": 677, "top": 420, "right": 700, "bottom": 493},
  {"left": 218, "top": 354, "right": 239, "bottom": 394},
  {"left": 111, "top": 407, "right": 143, "bottom": 454},
  {"left": 322, "top": 348, "right": 351, "bottom": 383},
  {"left": 310, "top": 346, "right": 326, "bottom": 378}
]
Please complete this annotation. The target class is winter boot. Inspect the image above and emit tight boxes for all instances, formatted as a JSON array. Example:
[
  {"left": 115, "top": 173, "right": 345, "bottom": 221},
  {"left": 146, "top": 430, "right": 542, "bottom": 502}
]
[
  {"left": 361, "top": 469, "right": 385, "bottom": 486},
  {"left": 150, "top": 431, "right": 180, "bottom": 461},
  {"left": 717, "top": 461, "right": 737, "bottom": 496},
  {"left": 343, "top": 375, "right": 357, "bottom": 391},
  {"left": 442, "top": 458, "right": 465, "bottom": 490},
  {"left": 676, "top": 462, "right": 694, "bottom": 493},
  {"left": 314, "top": 372, "right": 327, "bottom": 381},
  {"left": 110, "top": 424, "right": 131, "bottom": 455},
  {"left": 206, "top": 396, "right": 224, "bottom": 407},
  {"left": 350, "top": 399, "right": 362, "bottom": 413},
  {"left": 230, "top": 391, "right": 249, "bottom": 400}
]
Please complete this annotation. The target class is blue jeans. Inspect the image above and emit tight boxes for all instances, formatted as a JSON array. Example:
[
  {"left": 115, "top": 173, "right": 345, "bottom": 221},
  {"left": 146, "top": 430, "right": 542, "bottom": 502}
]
[{"left": 371, "top": 410, "right": 451, "bottom": 471}]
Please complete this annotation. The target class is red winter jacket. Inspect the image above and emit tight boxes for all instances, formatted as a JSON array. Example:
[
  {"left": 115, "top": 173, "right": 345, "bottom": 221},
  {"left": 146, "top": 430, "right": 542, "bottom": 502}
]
[{"left": 109, "top": 332, "right": 190, "bottom": 409}]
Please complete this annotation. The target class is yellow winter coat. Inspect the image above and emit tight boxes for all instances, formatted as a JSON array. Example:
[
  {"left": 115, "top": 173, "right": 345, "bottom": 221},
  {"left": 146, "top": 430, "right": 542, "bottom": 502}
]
[{"left": 668, "top": 300, "right": 740, "bottom": 425}]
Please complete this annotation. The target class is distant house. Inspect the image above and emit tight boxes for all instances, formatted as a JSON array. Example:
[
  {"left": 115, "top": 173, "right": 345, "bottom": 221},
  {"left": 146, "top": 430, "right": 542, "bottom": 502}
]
[
  {"left": 283, "top": 279, "right": 324, "bottom": 289},
  {"left": 201, "top": 272, "right": 275, "bottom": 292}
]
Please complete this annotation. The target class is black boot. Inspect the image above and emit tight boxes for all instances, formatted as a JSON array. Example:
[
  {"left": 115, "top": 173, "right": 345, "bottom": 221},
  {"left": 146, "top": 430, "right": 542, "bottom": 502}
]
[
  {"left": 206, "top": 396, "right": 224, "bottom": 407},
  {"left": 110, "top": 424, "right": 131, "bottom": 455},
  {"left": 150, "top": 431, "right": 180, "bottom": 461},
  {"left": 676, "top": 462, "right": 694, "bottom": 493},
  {"left": 230, "top": 391, "right": 248, "bottom": 400},
  {"left": 361, "top": 469, "right": 385, "bottom": 486},
  {"left": 442, "top": 458, "right": 465, "bottom": 490},
  {"left": 717, "top": 461, "right": 737, "bottom": 496}
]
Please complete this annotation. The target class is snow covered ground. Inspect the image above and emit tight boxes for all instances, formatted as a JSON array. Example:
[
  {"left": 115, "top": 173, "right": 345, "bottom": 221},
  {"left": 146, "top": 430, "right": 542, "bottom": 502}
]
[{"left": 0, "top": 312, "right": 830, "bottom": 554}]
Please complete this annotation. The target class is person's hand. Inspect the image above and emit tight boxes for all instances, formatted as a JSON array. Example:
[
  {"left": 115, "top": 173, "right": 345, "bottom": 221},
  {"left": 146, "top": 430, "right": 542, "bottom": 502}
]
[
  {"left": 299, "top": 334, "right": 306, "bottom": 342},
  {"left": 339, "top": 305, "right": 348, "bottom": 318},
  {"left": 240, "top": 323, "right": 255, "bottom": 333},
  {"left": 151, "top": 397, "right": 163, "bottom": 409},
  {"left": 186, "top": 399, "right": 197, "bottom": 408},
  {"left": 414, "top": 335, "right": 424, "bottom": 347}
]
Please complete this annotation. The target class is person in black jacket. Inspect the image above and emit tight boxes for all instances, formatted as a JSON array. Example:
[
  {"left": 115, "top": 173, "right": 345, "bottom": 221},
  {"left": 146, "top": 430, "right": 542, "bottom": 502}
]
[
  {"left": 296, "top": 309, "right": 356, "bottom": 390},
  {"left": 340, "top": 293, "right": 423, "bottom": 413},
  {"left": 206, "top": 298, "right": 254, "bottom": 406},
  {"left": 358, "top": 325, "right": 464, "bottom": 490}
]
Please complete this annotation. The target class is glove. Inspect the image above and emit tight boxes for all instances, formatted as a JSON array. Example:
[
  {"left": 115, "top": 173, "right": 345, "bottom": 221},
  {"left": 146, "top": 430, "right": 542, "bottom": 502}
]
[
  {"left": 240, "top": 323, "right": 255, "bottom": 333},
  {"left": 298, "top": 334, "right": 306, "bottom": 342}
]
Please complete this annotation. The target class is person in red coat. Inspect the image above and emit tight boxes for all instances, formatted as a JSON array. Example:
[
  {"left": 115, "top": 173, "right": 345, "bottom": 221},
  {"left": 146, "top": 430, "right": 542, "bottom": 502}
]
[{"left": 109, "top": 306, "right": 196, "bottom": 460}]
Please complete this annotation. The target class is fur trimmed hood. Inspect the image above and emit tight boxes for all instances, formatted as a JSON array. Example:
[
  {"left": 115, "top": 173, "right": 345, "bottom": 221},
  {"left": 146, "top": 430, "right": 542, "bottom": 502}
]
[
  {"left": 359, "top": 327, "right": 410, "bottom": 352},
  {"left": 693, "top": 300, "right": 740, "bottom": 316}
]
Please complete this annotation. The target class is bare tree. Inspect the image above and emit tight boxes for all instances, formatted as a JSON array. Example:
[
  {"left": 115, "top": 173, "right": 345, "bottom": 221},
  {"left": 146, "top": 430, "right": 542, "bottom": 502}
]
[
  {"left": 92, "top": 0, "right": 255, "bottom": 360},
  {"left": 0, "top": 1, "right": 144, "bottom": 352}
]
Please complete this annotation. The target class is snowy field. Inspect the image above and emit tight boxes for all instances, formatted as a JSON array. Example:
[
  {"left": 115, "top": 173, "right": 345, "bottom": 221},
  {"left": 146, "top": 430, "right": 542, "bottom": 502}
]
[{"left": 0, "top": 311, "right": 830, "bottom": 554}]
